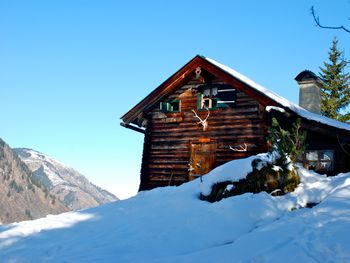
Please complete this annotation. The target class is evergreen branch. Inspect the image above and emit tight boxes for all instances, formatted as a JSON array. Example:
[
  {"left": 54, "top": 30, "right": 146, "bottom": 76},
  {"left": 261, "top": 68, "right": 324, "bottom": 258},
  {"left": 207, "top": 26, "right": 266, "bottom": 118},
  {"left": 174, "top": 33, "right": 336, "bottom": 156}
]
[
  {"left": 311, "top": 6, "right": 350, "bottom": 33},
  {"left": 338, "top": 112, "right": 350, "bottom": 123}
]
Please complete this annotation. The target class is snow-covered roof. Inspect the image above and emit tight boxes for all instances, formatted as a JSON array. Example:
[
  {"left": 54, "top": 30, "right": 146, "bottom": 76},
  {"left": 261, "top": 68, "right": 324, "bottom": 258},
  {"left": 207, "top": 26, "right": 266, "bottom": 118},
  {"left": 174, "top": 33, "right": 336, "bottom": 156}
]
[
  {"left": 122, "top": 55, "right": 350, "bottom": 133},
  {"left": 204, "top": 56, "right": 350, "bottom": 132}
]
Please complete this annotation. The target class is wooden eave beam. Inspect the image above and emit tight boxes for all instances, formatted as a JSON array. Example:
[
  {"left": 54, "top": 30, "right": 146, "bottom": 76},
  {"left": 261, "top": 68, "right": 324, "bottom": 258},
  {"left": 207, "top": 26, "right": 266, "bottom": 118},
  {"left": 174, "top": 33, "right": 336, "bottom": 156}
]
[
  {"left": 120, "top": 122, "right": 146, "bottom": 134},
  {"left": 301, "top": 120, "right": 350, "bottom": 142}
]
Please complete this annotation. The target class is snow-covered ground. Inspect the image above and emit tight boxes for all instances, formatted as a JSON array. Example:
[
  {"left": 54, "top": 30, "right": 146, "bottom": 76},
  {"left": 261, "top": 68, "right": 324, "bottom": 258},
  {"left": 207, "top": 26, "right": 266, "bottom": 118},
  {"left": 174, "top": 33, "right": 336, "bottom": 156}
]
[{"left": 1, "top": 157, "right": 350, "bottom": 262}]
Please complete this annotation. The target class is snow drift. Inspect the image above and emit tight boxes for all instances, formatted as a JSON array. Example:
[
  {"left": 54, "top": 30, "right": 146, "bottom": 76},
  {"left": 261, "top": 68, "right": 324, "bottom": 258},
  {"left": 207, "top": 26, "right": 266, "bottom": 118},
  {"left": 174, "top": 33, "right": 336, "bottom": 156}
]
[{"left": 1, "top": 155, "right": 350, "bottom": 262}]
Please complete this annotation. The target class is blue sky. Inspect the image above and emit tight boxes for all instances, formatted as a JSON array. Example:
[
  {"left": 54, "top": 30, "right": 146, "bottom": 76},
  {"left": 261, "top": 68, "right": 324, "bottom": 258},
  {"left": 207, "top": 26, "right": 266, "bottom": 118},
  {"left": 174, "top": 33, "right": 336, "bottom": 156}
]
[{"left": 1, "top": 0, "right": 350, "bottom": 199}]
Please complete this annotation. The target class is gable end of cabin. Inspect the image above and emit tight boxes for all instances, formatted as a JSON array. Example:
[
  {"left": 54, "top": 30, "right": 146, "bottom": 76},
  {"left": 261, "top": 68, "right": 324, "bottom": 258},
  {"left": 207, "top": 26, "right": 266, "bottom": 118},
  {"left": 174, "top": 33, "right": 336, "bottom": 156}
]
[{"left": 134, "top": 63, "right": 272, "bottom": 190}]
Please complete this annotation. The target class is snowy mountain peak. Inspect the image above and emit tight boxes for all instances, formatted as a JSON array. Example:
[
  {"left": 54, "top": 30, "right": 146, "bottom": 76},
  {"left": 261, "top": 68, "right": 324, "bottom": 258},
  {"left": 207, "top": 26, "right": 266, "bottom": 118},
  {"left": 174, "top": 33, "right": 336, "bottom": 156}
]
[
  {"left": 14, "top": 148, "right": 118, "bottom": 210},
  {"left": 15, "top": 148, "right": 66, "bottom": 188}
]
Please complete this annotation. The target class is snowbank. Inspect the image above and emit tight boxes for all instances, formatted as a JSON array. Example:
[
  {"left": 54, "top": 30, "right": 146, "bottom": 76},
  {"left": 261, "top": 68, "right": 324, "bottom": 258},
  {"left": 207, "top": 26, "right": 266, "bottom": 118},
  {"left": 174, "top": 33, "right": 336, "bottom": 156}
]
[
  {"left": 1, "top": 159, "right": 350, "bottom": 262},
  {"left": 199, "top": 152, "right": 280, "bottom": 196}
]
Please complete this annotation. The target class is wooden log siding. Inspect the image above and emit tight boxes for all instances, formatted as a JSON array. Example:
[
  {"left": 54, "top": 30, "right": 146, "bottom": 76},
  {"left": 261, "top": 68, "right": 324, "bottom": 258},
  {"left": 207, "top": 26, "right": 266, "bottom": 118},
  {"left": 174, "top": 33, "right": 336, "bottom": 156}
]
[
  {"left": 139, "top": 79, "right": 269, "bottom": 190},
  {"left": 124, "top": 56, "right": 350, "bottom": 191}
]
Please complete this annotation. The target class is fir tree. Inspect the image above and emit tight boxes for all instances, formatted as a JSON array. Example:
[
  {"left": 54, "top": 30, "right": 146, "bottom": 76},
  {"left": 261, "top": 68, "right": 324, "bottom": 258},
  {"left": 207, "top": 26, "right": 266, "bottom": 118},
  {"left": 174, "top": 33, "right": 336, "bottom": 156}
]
[
  {"left": 267, "top": 118, "right": 307, "bottom": 164},
  {"left": 319, "top": 37, "right": 350, "bottom": 123}
]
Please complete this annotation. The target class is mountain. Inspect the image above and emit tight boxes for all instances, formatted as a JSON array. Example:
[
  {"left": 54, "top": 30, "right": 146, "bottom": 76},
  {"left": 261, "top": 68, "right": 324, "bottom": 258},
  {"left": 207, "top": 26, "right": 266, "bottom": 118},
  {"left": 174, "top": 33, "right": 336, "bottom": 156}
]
[
  {"left": 14, "top": 148, "right": 118, "bottom": 210},
  {"left": 0, "top": 155, "right": 350, "bottom": 262},
  {"left": 0, "top": 139, "right": 68, "bottom": 224}
]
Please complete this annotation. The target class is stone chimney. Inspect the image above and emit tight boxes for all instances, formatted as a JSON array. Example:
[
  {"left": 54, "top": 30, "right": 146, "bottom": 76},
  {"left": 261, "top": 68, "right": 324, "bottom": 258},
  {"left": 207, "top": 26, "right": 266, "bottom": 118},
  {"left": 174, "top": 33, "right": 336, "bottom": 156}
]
[{"left": 295, "top": 70, "right": 322, "bottom": 114}]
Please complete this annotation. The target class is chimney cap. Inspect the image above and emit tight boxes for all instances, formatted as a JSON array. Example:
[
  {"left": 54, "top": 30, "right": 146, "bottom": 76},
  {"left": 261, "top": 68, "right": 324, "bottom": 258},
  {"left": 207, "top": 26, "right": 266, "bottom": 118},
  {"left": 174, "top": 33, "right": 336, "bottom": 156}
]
[{"left": 295, "top": 70, "right": 319, "bottom": 82}]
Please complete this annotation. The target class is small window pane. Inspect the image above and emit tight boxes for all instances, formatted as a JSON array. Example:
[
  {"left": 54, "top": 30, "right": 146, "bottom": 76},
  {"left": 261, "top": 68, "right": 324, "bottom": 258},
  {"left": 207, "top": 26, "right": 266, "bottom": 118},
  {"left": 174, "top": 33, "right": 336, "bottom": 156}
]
[
  {"left": 321, "top": 151, "right": 333, "bottom": 161},
  {"left": 160, "top": 100, "right": 180, "bottom": 112},
  {"left": 320, "top": 162, "right": 332, "bottom": 171},
  {"left": 306, "top": 151, "right": 318, "bottom": 161},
  {"left": 308, "top": 161, "right": 318, "bottom": 170},
  {"left": 203, "top": 88, "right": 210, "bottom": 97},
  {"left": 217, "top": 90, "right": 236, "bottom": 102},
  {"left": 211, "top": 99, "right": 217, "bottom": 108},
  {"left": 171, "top": 101, "right": 179, "bottom": 112},
  {"left": 212, "top": 87, "right": 218, "bottom": 96},
  {"left": 203, "top": 98, "right": 211, "bottom": 108}
]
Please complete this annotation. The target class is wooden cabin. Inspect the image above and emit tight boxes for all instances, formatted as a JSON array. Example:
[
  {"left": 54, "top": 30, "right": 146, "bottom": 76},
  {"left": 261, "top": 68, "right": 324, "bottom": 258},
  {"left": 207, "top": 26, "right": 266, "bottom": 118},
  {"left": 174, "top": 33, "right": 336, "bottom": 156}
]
[{"left": 121, "top": 55, "right": 350, "bottom": 191}]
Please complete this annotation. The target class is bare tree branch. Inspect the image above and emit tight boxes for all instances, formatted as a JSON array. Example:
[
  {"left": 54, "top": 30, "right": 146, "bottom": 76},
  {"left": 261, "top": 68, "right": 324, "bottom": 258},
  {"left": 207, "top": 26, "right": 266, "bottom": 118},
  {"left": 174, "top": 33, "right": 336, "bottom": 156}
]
[{"left": 311, "top": 6, "right": 350, "bottom": 33}]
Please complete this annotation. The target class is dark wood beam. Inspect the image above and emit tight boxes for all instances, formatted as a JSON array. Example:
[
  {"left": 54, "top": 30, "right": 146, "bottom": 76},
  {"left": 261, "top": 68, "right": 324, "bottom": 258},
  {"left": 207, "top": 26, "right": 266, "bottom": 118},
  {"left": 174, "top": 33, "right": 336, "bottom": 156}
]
[{"left": 120, "top": 122, "right": 145, "bottom": 134}]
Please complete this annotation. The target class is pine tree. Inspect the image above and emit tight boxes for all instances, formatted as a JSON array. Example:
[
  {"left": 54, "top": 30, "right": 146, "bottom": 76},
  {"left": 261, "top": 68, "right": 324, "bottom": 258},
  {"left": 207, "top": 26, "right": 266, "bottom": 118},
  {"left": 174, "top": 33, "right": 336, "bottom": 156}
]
[
  {"left": 267, "top": 118, "right": 307, "bottom": 164},
  {"left": 319, "top": 37, "right": 350, "bottom": 123}
]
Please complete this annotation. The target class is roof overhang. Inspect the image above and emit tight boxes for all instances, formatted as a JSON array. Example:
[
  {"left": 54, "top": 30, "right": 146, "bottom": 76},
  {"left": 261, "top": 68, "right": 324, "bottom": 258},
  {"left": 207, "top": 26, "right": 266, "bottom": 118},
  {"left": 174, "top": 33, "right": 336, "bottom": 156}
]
[
  {"left": 120, "top": 54, "right": 350, "bottom": 136},
  {"left": 120, "top": 55, "right": 278, "bottom": 126}
]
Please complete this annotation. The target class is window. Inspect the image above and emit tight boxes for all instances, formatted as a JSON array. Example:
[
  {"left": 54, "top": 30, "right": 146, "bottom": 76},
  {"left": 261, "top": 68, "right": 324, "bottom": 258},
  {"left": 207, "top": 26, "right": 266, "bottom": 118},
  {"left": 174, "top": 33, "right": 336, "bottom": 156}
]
[
  {"left": 198, "top": 84, "right": 236, "bottom": 109},
  {"left": 160, "top": 100, "right": 180, "bottom": 113},
  {"left": 304, "top": 150, "right": 334, "bottom": 173}
]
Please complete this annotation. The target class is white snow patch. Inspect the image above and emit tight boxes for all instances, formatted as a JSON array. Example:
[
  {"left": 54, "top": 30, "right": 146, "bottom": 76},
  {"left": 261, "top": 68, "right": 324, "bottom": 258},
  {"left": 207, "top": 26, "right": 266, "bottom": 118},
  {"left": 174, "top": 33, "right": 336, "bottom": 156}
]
[
  {"left": 0, "top": 212, "right": 94, "bottom": 249},
  {"left": 225, "top": 184, "right": 234, "bottom": 192},
  {"left": 272, "top": 165, "right": 282, "bottom": 171},
  {"left": 200, "top": 152, "right": 279, "bottom": 196},
  {"left": 42, "top": 164, "right": 65, "bottom": 186},
  {"left": 1, "top": 156, "right": 350, "bottom": 262},
  {"left": 266, "top": 105, "right": 286, "bottom": 113}
]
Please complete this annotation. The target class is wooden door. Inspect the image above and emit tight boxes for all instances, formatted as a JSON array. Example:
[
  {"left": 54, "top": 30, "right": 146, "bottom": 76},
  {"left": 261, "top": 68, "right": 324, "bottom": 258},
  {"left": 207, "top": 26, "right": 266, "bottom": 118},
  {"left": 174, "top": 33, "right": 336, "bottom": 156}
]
[{"left": 189, "top": 141, "right": 216, "bottom": 181}]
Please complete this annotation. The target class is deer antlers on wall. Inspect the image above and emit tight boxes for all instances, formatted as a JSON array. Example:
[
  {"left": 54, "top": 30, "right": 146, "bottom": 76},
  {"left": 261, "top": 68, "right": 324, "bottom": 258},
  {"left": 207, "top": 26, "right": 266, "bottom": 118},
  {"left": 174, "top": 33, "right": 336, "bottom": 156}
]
[
  {"left": 192, "top": 107, "right": 210, "bottom": 131},
  {"left": 229, "top": 143, "right": 247, "bottom": 152}
]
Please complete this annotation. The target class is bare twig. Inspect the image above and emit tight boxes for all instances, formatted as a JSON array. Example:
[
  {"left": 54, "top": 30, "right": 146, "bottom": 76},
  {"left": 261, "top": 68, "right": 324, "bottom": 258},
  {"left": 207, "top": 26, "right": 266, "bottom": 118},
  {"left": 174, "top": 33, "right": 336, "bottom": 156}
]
[{"left": 311, "top": 6, "right": 350, "bottom": 33}]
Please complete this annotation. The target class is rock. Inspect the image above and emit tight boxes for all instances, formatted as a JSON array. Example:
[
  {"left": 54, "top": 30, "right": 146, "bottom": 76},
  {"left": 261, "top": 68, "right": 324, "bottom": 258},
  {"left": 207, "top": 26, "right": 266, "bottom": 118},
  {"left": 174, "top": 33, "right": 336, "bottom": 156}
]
[{"left": 200, "top": 157, "right": 300, "bottom": 202}]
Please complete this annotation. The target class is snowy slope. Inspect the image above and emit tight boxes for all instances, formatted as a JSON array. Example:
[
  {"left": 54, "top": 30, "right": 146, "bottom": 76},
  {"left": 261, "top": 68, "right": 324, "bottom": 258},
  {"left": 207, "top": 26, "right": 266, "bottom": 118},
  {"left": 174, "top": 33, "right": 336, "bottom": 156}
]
[
  {"left": 14, "top": 148, "right": 118, "bottom": 210},
  {"left": 1, "top": 157, "right": 350, "bottom": 262}
]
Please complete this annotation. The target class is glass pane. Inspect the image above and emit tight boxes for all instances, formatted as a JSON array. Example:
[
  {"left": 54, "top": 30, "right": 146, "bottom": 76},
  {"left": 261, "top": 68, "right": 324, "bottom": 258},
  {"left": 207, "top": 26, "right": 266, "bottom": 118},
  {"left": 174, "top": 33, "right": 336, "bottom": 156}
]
[
  {"left": 217, "top": 90, "right": 236, "bottom": 102},
  {"left": 203, "top": 98, "right": 211, "bottom": 108},
  {"left": 212, "top": 87, "right": 218, "bottom": 96},
  {"left": 171, "top": 101, "right": 179, "bottom": 112},
  {"left": 308, "top": 161, "right": 318, "bottom": 170},
  {"left": 160, "top": 102, "right": 170, "bottom": 111},
  {"left": 306, "top": 151, "right": 318, "bottom": 161},
  {"left": 321, "top": 151, "right": 333, "bottom": 161},
  {"left": 203, "top": 88, "right": 210, "bottom": 97},
  {"left": 320, "top": 161, "right": 332, "bottom": 171}
]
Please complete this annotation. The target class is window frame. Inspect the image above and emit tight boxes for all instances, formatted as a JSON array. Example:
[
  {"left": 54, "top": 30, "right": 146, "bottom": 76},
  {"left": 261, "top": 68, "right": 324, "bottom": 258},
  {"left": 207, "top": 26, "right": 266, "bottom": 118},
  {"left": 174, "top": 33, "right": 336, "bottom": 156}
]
[
  {"left": 160, "top": 99, "right": 181, "bottom": 113},
  {"left": 198, "top": 84, "right": 236, "bottom": 110},
  {"left": 303, "top": 150, "right": 334, "bottom": 173}
]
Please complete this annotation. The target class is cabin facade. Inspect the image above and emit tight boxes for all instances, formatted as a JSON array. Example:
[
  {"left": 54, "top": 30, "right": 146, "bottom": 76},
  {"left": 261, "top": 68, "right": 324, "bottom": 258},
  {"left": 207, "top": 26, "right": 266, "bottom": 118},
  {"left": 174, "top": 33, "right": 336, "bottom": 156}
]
[{"left": 121, "top": 55, "right": 350, "bottom": 191}]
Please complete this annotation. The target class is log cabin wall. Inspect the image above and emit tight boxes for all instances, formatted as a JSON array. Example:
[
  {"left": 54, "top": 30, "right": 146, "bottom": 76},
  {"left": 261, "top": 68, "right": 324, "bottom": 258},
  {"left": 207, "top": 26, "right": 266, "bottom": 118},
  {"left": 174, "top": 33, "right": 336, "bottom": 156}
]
[
  {"left": 139, "top": 75, "right": 270, "bottom": 190},
  {"left": 123, "top": 56, "right": 350, "bottom": 191}
]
